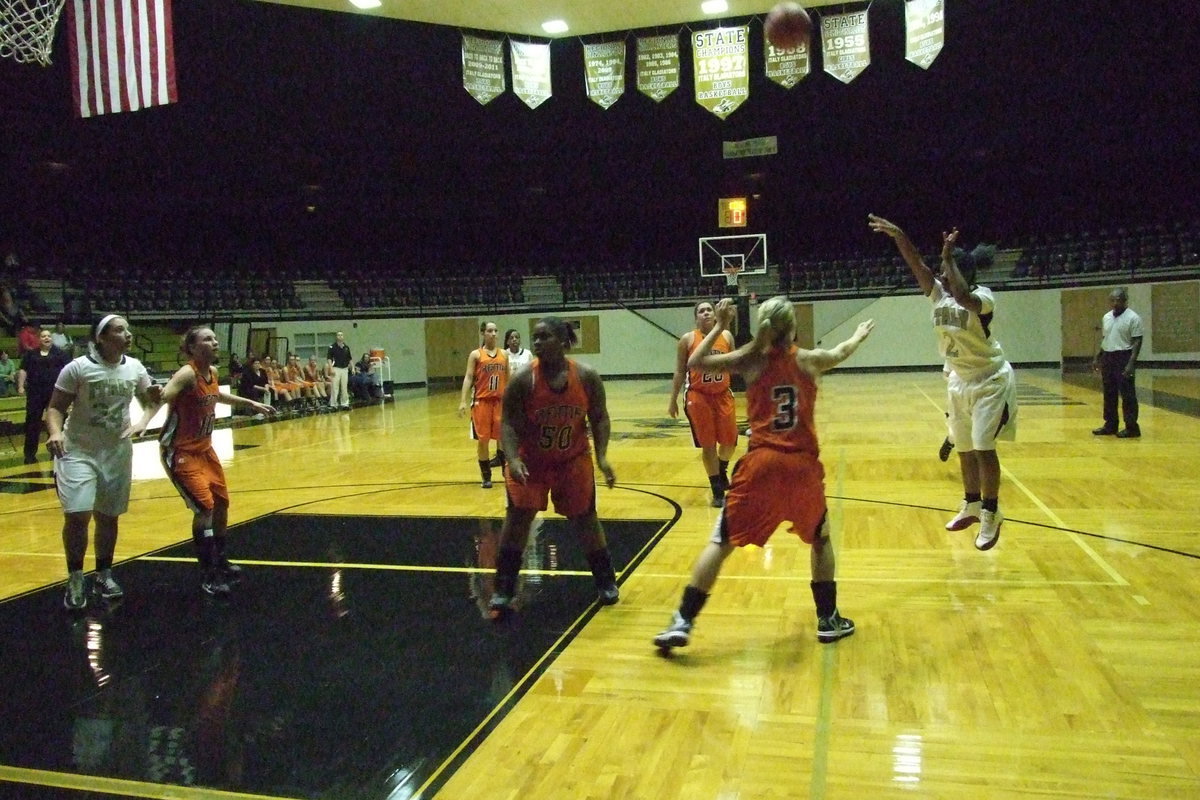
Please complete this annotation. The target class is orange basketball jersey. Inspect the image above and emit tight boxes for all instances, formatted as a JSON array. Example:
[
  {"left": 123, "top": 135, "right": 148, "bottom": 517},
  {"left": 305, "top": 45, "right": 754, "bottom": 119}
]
[
  {"left": 473, "top": 348, "right": 509, "bottom": 402},
  {"left": 520, "top": 358, "right": 591, "bottom": 467},
  {"left": 745, "top": 344, "right": 819, "bottom": 454},
  {"left": 161, "top": 361, "right": 219, "bottom": 455},
  {"left": 686, "top": 329, "right": 732, "bottom": 394}
]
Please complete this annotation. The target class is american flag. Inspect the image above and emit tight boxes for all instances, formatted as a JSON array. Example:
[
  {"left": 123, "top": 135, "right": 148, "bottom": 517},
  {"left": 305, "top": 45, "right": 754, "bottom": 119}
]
[{"left": 66, "top": 0, "right": 177, "bottom": 118}]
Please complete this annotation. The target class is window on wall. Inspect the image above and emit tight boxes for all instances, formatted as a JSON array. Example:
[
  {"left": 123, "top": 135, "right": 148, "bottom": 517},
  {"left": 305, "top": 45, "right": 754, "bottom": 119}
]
[{"left": 294, "top": 332, "right": 338, "bottom": 362}]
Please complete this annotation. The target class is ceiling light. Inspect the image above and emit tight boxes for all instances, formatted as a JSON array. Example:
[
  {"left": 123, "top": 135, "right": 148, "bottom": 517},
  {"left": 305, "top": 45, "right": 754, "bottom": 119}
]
[
  {"left": 541, "top": 19, "right": 569, "bottom": 34},
  {"left": 701, "top": 0, "right": 728, "bottom": 14},
  {"left": 349, "top": 0, "right": 381, "bottom": 9}
]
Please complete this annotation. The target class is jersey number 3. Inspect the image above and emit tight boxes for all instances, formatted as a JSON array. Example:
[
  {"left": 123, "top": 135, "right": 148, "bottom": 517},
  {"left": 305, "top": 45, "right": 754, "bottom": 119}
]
[{"left": 772, "top": 386, "right": 797, "bottom": 430}]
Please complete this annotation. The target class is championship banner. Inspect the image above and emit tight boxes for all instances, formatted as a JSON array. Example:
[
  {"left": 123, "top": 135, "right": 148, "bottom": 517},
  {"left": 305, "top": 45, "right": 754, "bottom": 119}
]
[
  {"left": 821, "top": 10, "right": 870, "bottom": 84},
  {"left": 462, "top": 35, "right": 505, "bottom": 105},
  {"left": 764, "top": 35, "right": 810, "bottom": 89},
  {"left": 905, "top": 0, "right": 945, "bottom": 69},
  {"left": 636, "top": 34, "right": 679, "bottom": 102},
  {"left": 723, "top": 136, "right": 778, "bottom": 159},
  {"left": 692, "top": 25, "right": 749, "bottom": 120},
  {"left": 510, "top": 40, "right": 552, "bottom": 109},
  {"left": 583, "top": 41, "right": 625, "bottom": 109}
]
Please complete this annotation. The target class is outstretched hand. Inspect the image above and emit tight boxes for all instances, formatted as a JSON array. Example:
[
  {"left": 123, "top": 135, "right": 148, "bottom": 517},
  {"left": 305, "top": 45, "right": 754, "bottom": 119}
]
[
  {"left": 715, "top": 297, "right": 736, "bottom": 326},
  {"left": 855, "top": 319, "right": 876, "bottom": 341},
  {"left": 941, "top": 227, "right": 960, "bottom": 259},
  {"left": 867, "top": 213, "right": 902, "bottom": 239}
]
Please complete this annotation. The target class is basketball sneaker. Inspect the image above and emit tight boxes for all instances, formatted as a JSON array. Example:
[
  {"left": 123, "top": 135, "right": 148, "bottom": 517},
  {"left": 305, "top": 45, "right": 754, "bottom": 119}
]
[
  {"left": 218, "top": 559, "right": 244, "bottom": 583},
  {"left": 653, "top": 612, "right": 693, "bottom": 649},
  {"left": 816, "top": 611, "right": 855, "bottom": 643},
  {"left": 945, "top": 500, "right": 982, "bottom": 531},
  {"left": 597, "top": 583, "right": 620, "bottom": 606},
  {"left": 938, "top": 436, "right": 954, "bottom": 462},
  {"left": 63, "top": 572, "right": 87, "bottom": 611},
  {"left": 975, "top": 509, "right": 1003, "bottom": 551},
  {"left": 487, "top": 593, "right": 512, "bottom": 621},
  {"left": 710, "top": 493, "right": 725, "bottom": 508},
  {"left": 95, "top": 569, "right": 124, "bottom": 600},
  {"left": 202, "top": 572, "right": 232, "bottom": 597},
  {"left": 481, "top": 477, "right": 493, "bottom": 489}
]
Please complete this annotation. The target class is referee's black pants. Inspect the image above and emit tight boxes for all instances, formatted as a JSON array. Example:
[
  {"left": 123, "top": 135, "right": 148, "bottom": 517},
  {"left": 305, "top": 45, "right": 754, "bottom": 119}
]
[{"left": 1099, "top": 349, "right": 1139, "bottom": 433}]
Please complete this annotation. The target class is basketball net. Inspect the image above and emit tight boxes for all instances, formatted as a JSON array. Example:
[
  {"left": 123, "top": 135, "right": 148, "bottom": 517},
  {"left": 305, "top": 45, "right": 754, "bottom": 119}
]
[{"left": 0, "top": 0, "right": 66, "bottom": 66}]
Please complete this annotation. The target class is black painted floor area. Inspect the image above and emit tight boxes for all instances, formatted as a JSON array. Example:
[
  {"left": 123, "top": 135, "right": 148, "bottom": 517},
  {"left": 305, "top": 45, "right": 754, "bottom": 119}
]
[{"left": 0, "top": 514, "right": 668, "bottom": 799}]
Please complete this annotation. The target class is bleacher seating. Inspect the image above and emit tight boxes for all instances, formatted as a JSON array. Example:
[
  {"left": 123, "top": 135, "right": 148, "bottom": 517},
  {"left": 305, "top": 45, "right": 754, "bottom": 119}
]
[{"left": 5, "top": 219, "right": 1197, "bottom": 321}]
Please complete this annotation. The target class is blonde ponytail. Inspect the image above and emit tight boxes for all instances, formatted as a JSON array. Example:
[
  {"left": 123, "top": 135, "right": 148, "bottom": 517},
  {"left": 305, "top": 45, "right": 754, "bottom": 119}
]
[{"left": 753, "top": 295, "right": 796, "bottom": 351}]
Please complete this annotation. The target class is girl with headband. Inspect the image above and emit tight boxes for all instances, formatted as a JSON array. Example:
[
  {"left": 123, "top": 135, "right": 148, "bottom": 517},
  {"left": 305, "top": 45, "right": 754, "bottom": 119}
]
[{"left": 45, "top": 314, "right": 162, "bottom": 611}]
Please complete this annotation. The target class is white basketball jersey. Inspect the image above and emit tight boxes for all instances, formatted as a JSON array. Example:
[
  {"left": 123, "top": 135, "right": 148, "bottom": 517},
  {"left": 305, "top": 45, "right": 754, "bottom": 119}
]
[
  {"left": 55, "top": 354, "right": 152, "bottom": 451},
  {"left": 929, "top": 281, "right": 1006, "bottom": 382}
]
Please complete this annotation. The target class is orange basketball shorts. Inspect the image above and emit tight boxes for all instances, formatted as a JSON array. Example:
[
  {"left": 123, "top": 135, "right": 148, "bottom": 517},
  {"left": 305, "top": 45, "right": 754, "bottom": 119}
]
[
  {"left": 685, "top": 389, "right": 738, "bottom": 448},
  {"left": 721, "top": 446, "right": 826, "bottom": 547},
  {"left": 471, "top": 398, "right": 502, "bottom": 442},
  {"left": 505, "top": 451, "right": 596, "bottom": 519},
  {"left": 162, "top": 445, "right": 229, "bottom": 513}
]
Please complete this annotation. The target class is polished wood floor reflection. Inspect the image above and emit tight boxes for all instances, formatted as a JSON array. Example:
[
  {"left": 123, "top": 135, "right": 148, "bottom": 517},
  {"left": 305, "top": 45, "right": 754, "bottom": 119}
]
[{"left": 1, "top": 368, "right": 1198, "bottom": 799}]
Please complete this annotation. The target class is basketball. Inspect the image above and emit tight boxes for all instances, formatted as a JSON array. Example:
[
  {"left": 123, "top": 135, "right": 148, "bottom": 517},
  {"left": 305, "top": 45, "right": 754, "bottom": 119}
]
[{"left": 764, "top": 2, "right": 812, "bottom": 51}]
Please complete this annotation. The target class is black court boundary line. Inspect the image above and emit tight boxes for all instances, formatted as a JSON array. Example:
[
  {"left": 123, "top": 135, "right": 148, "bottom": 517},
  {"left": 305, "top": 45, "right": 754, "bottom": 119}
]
[
  {"left": 416, "top": 485, "right": 683, "bottom": 799},
  {"left": 0, "top": 481, "right": 466, "bottom": 605},
  {"left": 0, "top": 490, "right": 682, "bottom": 800}
]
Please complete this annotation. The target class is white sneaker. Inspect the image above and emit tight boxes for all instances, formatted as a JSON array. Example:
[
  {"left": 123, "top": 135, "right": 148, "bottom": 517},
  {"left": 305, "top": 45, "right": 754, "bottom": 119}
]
[
  {"left": 63, "top": 571, "right": 87, "bottom": 611},
  {"left": 95, "top": 569, "right": 124, "bottom": 599},
  {"left": 975, "top": 509, "right": 1003, "bottom": 550},
  {"left": 945, "top": 500, "right": 982, "bottom": 531}
]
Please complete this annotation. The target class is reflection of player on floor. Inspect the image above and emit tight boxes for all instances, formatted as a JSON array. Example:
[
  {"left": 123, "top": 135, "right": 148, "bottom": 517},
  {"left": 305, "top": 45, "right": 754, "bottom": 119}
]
[
  {"left": 458, "top": 321, "right": 509, "bottom": 488},
  {"left": 488, "top": 317, "right": 620, "bottom": 619},
  {"left": 870, "top": 214, "right": 1017, "bottom": 551},
  {"left": 668, "top": 300, "right": 738, "bottom": 507},
  {"left": 655, "top": 298, "right": 874, "bottom": 651},
  {"left": 45, "top": 314, "right": 162, "bottom": 611},
  {"left": 144, "top": 327, "right": 274, "bottom": 596}
]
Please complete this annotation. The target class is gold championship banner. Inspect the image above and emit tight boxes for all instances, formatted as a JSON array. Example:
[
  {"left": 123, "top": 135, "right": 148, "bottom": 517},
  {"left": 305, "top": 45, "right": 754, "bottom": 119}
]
[
  {"left": 693, "top": 25, "right": 749, "bottom": 120},
  {"left": 821, "top": 10, "right": 870, "bottom": 84},
  {"left": 510, "top": 40, "right": 552, "bottom": 109},
  {"left": 905, "top": 0, "right": 945, "bottom": 69},
  {"left": 636, "top": 34, "right": 679, "bottom": 102},
  {"left": 764, "top": 30, "right": 810, "bottom": 88},
  {"left": 584, "top": 41, "right": 625, "bottom": 109},
  {"left": 461, "top": 35, "right": 506, "bottom": 105}
]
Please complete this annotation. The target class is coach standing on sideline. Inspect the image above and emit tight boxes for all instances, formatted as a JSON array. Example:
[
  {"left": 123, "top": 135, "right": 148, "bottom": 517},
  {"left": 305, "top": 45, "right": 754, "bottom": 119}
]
[
  {"left": 16, "top": 328, "right": 70, "bottom": 464},
  {"left": 1092, "top": 287, "right": 1143, "bottom": 438},
  {"left": 326, "top": 331, "right": 352, "bottom": 410}
]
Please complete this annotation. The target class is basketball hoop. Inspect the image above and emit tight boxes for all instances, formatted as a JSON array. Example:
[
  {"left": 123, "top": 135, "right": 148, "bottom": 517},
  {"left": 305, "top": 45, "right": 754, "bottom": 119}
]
[
  {"left": 0, "top": 0, "right": 66, "bottom": 66},
  {"left": 723, "top": 265, "right": 743, "bottom": 288}
]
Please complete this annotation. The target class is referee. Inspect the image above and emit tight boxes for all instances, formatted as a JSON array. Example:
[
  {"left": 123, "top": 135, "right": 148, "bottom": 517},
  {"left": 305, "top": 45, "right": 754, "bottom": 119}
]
[{"left": 326, "top": 331, "right": 353, "bottom": 410}]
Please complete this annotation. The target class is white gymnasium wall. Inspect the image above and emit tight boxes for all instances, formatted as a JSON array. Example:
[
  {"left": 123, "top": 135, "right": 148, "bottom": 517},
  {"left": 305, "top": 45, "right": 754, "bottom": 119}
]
[{"left": 224, "top": 279, "right": 1195, "bottom": 386}]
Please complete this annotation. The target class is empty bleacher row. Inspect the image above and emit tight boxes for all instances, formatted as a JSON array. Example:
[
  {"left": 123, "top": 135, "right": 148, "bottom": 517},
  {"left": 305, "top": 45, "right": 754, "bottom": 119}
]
[
  {"left": 330, "top": 273, "right": 524, "bottom": 310},
  {"left": 1013, "top": 222, "right": 1199, "bottom": 279},
  {"left": 86, "top": 279, "right": 302, "bottom": 314},
  {"left": 7, "top": 219, "right": 1197, "bottom": 323}
]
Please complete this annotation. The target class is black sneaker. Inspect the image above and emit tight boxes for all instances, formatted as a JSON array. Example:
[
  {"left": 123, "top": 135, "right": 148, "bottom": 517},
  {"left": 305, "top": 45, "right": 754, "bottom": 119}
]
[
  {"left": 710, "top": 494, "right": 725, "bottom": 508},
  {"left": 653, "top": 612, "right": 693, "bottom": 649},
  {"left": 817, "top": 611, "right": 855, "bottom": 643},
  {"left": 1092, "top": 426, "right": 1117, "bottom": 436},
  {"left": 938, "top": 437, "right": 954, "bottom": 462},
  {"left": 487, "top": 593, "right": 512, "bottom": 621},
  {"left": 1116, "top": 428, "right": 1141, "bottom": 438},
  {"left": 218, "top": 559, "right": 243, "bottom": 583},
  {"left": 597, "top": 583, "right": 620, "bottom": 606},
  {"left": 481, "top": 477, "right": 493, "bottom": 489},
  {"left": 63, "top": 572, "right": 87, "bottom": 611},
  {"left": 202, "top": 573, "right": 232, "bottom": 597}
]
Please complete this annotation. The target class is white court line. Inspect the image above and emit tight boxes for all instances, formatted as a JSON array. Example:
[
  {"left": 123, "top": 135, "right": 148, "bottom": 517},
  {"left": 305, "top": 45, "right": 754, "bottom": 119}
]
[{"left": 1001, "top": 464, "right": 1130, "bottom": 586}]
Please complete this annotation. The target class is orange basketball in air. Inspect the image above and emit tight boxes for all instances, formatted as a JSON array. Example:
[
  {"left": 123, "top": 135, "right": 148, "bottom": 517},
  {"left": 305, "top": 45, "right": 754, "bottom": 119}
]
[{"left": 764, "top": 2, "right": 812, "bottom": 51}]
